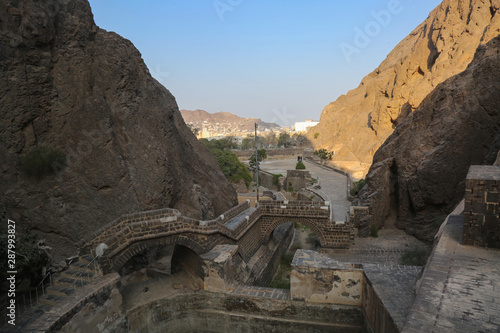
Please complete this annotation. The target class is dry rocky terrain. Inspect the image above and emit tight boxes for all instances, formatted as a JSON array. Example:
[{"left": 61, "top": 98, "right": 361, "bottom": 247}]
[
  {"left": 354, "top": 35, "right": 500, "bottom": 241},
  {"left": 308, "top": 0, "right": 500, "bottom": 179},
  {"left": 0, "top": 0, "right": 237, "bottom": 260}
]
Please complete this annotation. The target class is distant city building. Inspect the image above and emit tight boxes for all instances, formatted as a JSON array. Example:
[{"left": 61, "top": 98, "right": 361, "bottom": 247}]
[{"left": 294, "top": 119, "right": 319, "bottom": 133}]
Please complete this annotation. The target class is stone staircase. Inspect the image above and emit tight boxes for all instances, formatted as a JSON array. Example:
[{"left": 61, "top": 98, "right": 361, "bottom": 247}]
[
  {"left": 1, "top": 255, "right": 99, "bottom": 332},
  {"left": 39, "top": 255, "right": 98, "bottom": 307}
]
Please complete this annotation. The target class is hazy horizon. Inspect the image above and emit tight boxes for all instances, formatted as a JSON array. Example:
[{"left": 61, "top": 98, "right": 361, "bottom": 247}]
[{"left": 88, "top": 0, "right": 441, "bottom": 126}]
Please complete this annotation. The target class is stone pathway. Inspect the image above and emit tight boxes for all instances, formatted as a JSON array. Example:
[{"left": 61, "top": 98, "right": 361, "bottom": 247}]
[
  {"left": 259, "top": 158, "right": 351, "bottom": 221},
  {"left": 403, "top": 215, "right": 500, "bottom": 333},
  {"left": 224, "top": 207, "right": 256, "bottom": 230},
  {"left": 322, "top": 227, "right": 430, "bottom": 266}
]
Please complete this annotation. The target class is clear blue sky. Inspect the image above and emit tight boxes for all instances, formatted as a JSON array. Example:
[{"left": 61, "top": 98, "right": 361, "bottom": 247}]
[{"left": 88, "top": 0, "right": 441, "bottom": 127}]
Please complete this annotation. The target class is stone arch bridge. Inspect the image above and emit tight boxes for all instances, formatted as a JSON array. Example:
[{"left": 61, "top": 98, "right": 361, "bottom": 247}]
[{"left": 80, "top": 199, "right": 352, "bottom": 274}]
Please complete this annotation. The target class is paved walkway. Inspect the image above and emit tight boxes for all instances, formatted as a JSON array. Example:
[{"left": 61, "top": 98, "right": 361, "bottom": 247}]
[
  {"left": 224, "top": 207, "right": 256, "bottom": 230},
  {"left": 402, "top": 214, "right": 500, "bottom": 333},
  {"left": 323, "top": 227, "right": 430, "bottom": 266},
  {"left": 259, "top": 158, "right": 351, "bottom": 222}
]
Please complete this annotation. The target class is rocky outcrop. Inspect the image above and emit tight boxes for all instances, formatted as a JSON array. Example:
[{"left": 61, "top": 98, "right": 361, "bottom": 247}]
[
  {"left": 307, "top": 0, "right": 500, "bottom": 178},
  {"left": 353, "top": 35, "right": 500, "bottom": 241},
  {"left": 0, "top": 0, "right": 237, "bottom": 259}
]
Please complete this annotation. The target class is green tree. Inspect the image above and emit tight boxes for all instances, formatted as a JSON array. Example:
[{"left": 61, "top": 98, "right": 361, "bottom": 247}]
[
  {"left": 314, "top": 148, "right": 333, "bottom": 165},
  {"left": 200, "top": 140, "right": 252, "bottom": 186},
  {"left": 278, "top": 132, "right": 291, "bottom": 148},
  {"left": 264, "top": 131, "right": 277, "bottom": 147},
  {"left": 296, "top": 161, "right": 306, "bottom": 169},
  {"left": 249, "top": 149, "right": 267, "bottom": 169},
  {"left": 350, "top": 179, "right": 366, "bottom": 196},
  {"left": 241, "top": 137, "right": 254, "bottom": 150}
]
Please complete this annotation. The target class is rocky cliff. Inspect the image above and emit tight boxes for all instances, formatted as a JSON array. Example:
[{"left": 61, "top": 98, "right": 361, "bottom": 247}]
[
  {"left": 0, "top": 0, "right": 238, "bottom": 259},
  {"left": 353, "top": 35, "right": 500, "bottom": 241},
  {"left": 307, "top": 0, "right": 500, "bottom": 178}
]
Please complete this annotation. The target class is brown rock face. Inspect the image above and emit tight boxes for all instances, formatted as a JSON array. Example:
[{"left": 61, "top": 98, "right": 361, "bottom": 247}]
[
  {"left": 353, "top": 35, "right": 500, "bottom": 241},
  {"left": 0, "top": 0, "right": 237, "bottom": 259},
  {"left": 307, "top": 0, "right": 500, "bottom": 178}
]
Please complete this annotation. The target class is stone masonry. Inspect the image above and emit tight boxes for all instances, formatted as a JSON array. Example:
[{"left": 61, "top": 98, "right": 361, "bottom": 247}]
[
  {"left": 463, "top": 165, "right": 500, "bottom": 248},
  {"left": 81, "top": 199, "right": 353, "bottom": 274}
]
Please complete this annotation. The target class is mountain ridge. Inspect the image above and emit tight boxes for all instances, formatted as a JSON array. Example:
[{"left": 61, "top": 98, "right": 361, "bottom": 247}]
[
  {"left": 181, "top": 109, "right": 281, "bottom": 133},
  {"left": 353, "top": 34, "right": 500, "bottom": 241},
  {"left": 307, "top": 0, "right": 500, "bottom": 178}
]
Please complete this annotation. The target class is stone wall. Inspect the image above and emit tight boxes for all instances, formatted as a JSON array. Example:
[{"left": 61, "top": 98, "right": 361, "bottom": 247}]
[
  {"left": 84, "top": 198, "right": 351, "bottom": 274},
  {"left": 462, "top": 165, "right": 500, "bottom": 248},
  {"left": 26, "top": 273, "right": 123, "bottom": 332},
  {"left": 290, "top": 250, "right": 400, "bottom": 333},
  {"left": 126, "top": 292, "right": 366, "bottom": 333},
  {"left": 254, "top": 222, "right": 294, "bottom": 286},
  {"left": 362, "top": 278, "right": 399, "bottom": 333},
  {"left": 202, "top": 222, "right": 294, "bottom": 290},
  {"left": 291, "top": 250, "right": 364, "bottom": 306},
  {"left": 256, "top": 170, "right": 284, "bottom": 190},
  {"left": 285, "top": 170, "right": 311, "bottom": 191},
  {"left": 350, "top": 206, "right": 371, "bottom": 237}
]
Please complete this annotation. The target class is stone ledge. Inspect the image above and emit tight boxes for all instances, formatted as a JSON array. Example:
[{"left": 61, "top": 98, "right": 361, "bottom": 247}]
[{"left": 26, "top": 273, "right": 120, "bottom": 333}]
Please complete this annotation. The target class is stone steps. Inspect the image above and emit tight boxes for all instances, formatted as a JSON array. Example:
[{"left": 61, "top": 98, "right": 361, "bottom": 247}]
[{"left": 9, "top": 254, "right": 99, "bottom": 331}]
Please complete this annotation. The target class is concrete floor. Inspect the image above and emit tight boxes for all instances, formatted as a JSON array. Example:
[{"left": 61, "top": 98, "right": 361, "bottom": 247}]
[{"left": 259, "top": 158, "right": 351, "bottom": 222}]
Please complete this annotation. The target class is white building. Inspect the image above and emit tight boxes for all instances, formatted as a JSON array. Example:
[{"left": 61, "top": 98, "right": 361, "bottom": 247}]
[{"left": 294, "top": 119, "right": 319, "bottom": 133}]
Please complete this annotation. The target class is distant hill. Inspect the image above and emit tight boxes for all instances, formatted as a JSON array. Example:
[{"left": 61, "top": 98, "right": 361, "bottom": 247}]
[{"left": 180, "top": 109, "right": 281, "bottom": 134}]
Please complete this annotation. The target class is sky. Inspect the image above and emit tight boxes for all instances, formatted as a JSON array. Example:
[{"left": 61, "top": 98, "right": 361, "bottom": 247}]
[{"left": 88, "top": 0, "right": 442, "bottom": 127}]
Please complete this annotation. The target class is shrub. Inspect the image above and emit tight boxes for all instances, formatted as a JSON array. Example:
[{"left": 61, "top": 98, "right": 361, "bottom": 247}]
[
  {"left": 269, "top": 251, "right": 294, "bottom": 289},
  {"left": 21, "top": 146, "right": 66, "bottom": 179},
  {"left": 295, "top": 161, "right": 306, "bottom": 169},
  {"left": 350, "top": 179, "right": 366, "bottom": 196},
  {"left": 201, "top": 141, "right": 253, "bottom": 187},
  {"left": 370, "top": 224, "right": 378, "bottom": 238},
  {"left": 306, "top": 232, "right": 321, "bottom": 249},
  {"left": 248, "top": 149, "right": 267, "bottom": 169},
  {"left": 314, "top": 132, "right": 319, "bottom": 139},
  {"left": 272, "top": 174, "right": 283, "bottom": 187},
  {"left": 288, "top": 186, "right": 294, "bottom": 192},
  {"left": 399, "top": 247, "right": 431, "bottom": 266}
]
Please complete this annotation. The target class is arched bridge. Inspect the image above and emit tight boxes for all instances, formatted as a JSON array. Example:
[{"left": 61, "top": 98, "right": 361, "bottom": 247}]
[{"left": 81, "top": 199, "right": 352, "bottom": 274}]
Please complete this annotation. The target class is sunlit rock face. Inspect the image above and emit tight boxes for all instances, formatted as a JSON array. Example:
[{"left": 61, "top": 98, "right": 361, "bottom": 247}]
[
  {"left": 308, "top": 0, "right": 500, "bottom": 179},
  {"left": 353, "top": 35, "right": 500, "bottom": 241},
  {"left": 0, "top": 0, "right": 237, "bottom": 259}
]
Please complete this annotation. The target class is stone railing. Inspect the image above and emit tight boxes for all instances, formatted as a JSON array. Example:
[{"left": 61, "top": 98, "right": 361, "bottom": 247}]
[
  {"left": 83, "top": 199, "right": 337, "bottom": 273},
  {"left": 81, "top": 201, "right": 252, "bottom": 254},
  {"left": 80, "top": 207, "right": 181, "bottom": 254},
  {"left": 219, "top": 200, "right": 251, "bottom": 222},
  {"left": 259, "top": 200, "right": 330, "bottom": 219}
]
